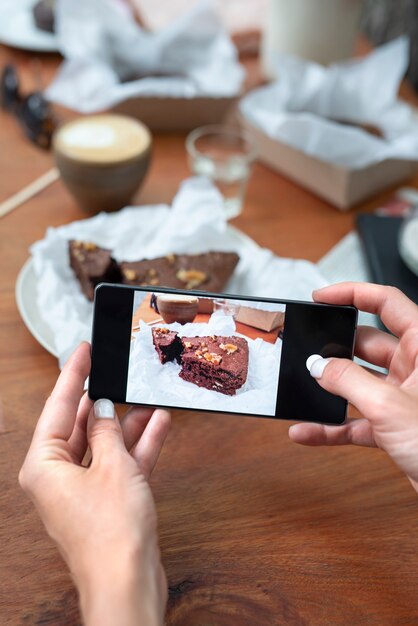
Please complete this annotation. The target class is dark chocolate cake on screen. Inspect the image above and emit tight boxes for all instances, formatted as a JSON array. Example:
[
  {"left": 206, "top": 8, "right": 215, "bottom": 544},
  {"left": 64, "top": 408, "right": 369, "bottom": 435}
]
[
  {"left": 69, "top": 240, "right": 122, "bottom": 301},
  {"left": 68, "top": 241, "right": 240, "bottom": 300},
  {"left": 151, "top": 327, "right": 183, "bottom": 364},
  {"left": 179, "top": 335, "right": 248, "bottom": 396},
  {"left": 150, "top": 330, "right": 249, "bottom": 396}
]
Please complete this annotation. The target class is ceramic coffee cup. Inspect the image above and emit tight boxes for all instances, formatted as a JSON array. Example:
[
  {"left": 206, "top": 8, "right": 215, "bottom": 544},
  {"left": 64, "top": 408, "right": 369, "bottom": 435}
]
[
  {"left": 156, "top": 294, "right": 199, "bottom": 325},
  {"left": 53, "top": 113, "right": 152, "bottom": 214}
]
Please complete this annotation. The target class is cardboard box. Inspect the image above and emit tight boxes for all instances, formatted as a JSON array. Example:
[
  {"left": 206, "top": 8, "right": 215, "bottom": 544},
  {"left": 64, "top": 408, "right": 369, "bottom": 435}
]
[
  {"left": 235, "top": 306, "right": 285, "bottom": 332},
  {"left": 240, "top": 116, "right": 418, "bottom": 210},
  {"left": 113, "top": 95, "right": 238, "bottom": 131}
]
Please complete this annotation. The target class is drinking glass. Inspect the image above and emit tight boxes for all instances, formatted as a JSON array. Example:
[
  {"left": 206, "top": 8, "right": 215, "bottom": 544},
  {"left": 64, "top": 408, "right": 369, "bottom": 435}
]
[
  {"left": 261, "top": 0, "right": 363, "bottom": 78},
  {"left": 213, "top": 298, "right": 240, "bottom": 318},
  {"left": 186, "top": 125, "right": 256, "bottom": 220}
]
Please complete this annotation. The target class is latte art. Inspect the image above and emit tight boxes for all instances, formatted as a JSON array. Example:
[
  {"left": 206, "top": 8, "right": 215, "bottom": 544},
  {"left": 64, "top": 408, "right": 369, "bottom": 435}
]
[
  {"left": 54, "top": 114, "right": 151, "bottom": 163},
  {"left": 52, "top": 113, "right": 152, "bottom": 213}
]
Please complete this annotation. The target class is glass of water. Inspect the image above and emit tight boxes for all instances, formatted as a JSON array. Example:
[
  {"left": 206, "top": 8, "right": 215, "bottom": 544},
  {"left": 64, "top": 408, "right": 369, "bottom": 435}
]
[
  {"left": 213, "top": 298, "right": 240, "bottom": 318},
  {"left": 186, "top": 125, "right": 256, "bottom": 220}
]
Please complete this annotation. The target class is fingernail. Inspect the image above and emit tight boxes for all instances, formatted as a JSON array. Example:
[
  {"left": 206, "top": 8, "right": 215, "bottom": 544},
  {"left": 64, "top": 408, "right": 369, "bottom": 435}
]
[
  {"left": 306, "top": 354, "right": 322, "bottom": 371},
  {"left": 94, "top": 399, "right": 114, "bottom": 419},
  {"left": 308, "top": 356, "right": 330, "bottom": 379}
]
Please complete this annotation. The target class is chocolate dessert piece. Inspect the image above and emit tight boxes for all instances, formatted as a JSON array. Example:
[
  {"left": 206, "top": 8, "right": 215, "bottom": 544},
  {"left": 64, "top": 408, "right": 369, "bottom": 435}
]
[
  {"left": 69, "top": 240, "right": 122, "bottom": 301},
  {"left": 69, "top": 242, "right": 240, "bottom": 301},
  {"left": 120, "top": 252, "right": 239, "bottom": 292},
  {"left": 33, "top": 0, "right": 55, "bottom": 33},
  {"left": 150, "top": 329, "right": 248, "bottom": 394},
  {"left": 151, "top": 327, "right": 183, "bottom": 364},
  {"left": 179, "top": 335, "right": 248, "bottom": 396}
]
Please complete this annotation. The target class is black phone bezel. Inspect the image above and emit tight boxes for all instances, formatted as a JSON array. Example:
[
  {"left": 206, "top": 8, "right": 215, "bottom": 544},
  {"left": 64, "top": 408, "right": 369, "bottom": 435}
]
[{"left": 89, "top": 283, "right": 358, "bottom": 425}]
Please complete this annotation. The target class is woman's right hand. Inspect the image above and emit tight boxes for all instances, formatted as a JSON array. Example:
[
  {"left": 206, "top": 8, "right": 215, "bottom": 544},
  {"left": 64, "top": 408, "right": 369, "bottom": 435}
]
[{"left": 289, "top": 283, "right": 418, "bottom": 491}]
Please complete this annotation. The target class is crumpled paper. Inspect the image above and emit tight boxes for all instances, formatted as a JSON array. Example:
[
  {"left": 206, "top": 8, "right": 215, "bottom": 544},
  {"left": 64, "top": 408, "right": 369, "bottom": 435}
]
[
  {"left": 45, "top": 0, "right": 244, "bottom": 112},
  {"left": 30, "top": 176, "right": 327, "bottom": 367},
  {"left": 126, "top": 311, "right": 281, "bottom": 416},
  {"left": 240, "top": 37, "right": 418, "bottom": 169}
]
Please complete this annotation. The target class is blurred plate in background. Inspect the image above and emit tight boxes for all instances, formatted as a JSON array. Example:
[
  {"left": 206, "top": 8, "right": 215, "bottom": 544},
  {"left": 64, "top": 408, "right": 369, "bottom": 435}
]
[
  {"left": 0, "top": 0, "right": 58, "bottom": 52},
  {"left": 16, "top": 258, "right": 58, "bottom": 356}
]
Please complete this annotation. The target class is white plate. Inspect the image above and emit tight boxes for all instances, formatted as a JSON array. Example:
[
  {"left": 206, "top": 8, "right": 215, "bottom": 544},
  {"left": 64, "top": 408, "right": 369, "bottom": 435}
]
[
  {"left": 0, "top": 0, "right": 58, "bottom": 53},
  {"left": 16, "top": 257, "right": 58, "bottom": 356},
  {"left": 15, "top": 224, "right": 259, "bottom": 358}
]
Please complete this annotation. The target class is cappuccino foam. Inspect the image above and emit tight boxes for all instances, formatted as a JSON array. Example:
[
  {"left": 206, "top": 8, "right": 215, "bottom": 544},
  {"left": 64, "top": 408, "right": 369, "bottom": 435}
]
[
  {"left": 157, "top": 294, "right": 199, "bottom": 304},
  {"left": 55, "top": 114, "right": 151, "bottom": 163}
]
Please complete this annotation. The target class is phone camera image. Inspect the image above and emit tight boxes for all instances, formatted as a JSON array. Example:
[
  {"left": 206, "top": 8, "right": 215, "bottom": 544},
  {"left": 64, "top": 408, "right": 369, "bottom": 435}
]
[
  {"left": 127, "top": 291, "right": 286, "bottom": 416},
  {"left": 89, "top": 285, "right": 357, "bottom": 423}
]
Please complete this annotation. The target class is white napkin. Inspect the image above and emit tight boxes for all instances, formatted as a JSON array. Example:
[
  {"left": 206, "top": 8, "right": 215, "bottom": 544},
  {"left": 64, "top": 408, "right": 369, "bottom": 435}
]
[
  {"left": 127, "top": 313, "right": 282, "bottom": 416},
  {"left": 240, "top": 37, "right": 418, "bottom": 169},
  {"left": 30, "top": 176, "right": 327, "bottom": 367},
  {"left": 45, "top": 0, "right": 244, "bottom": 112}
]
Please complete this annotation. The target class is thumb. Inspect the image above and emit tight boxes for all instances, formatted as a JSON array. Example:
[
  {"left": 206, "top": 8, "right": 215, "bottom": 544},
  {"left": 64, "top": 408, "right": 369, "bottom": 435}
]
[
  {"left": 307, "top": 355, "right": 390, "bottom": 422},
  {"left": 87, "top": 399, "right": 126, "bottom": 461}
]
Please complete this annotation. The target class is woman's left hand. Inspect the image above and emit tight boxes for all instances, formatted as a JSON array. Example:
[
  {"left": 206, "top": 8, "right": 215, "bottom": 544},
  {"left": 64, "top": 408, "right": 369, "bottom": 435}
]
[{"left": 19, "top": 342, "right": 171, "bottom": 626}]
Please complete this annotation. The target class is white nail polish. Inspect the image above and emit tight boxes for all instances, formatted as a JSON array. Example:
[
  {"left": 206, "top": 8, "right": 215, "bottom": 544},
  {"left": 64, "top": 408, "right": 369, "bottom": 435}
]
[
  {"left": 309, "top": 357, "right": 330, "bottom": 379},
  {"left": 306, "top": 354, "right": 323, "bottom": 372},
  {"left": 94, "top": 399, "right": 114, "bottom": 419}
]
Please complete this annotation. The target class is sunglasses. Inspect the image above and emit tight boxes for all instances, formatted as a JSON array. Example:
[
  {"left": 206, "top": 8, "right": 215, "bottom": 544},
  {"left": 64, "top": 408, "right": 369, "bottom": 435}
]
[{"left": 0, "top": 64, "right": 56, "bottom": 150}]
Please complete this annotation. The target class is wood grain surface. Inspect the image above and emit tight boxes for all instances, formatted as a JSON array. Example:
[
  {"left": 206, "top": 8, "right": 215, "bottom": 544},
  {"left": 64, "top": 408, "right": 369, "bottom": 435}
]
[{"left": 1, "top": 43, "right": 418, "bottom": 626}]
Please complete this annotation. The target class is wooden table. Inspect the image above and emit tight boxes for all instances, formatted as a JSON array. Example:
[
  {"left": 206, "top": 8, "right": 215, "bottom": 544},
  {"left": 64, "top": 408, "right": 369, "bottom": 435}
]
[{"left": 1, "top": 44, "right": 418, "bottom": 626}]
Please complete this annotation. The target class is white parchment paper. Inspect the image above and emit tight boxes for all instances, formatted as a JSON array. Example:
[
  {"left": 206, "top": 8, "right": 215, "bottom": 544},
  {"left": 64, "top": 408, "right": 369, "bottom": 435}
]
[
  {"left": 240, "top": 37, "right": 418, "bottom": 169},
  {"left": 30, "top": 177, "right": 327, "bottom": 367},
  {"left": 126, "top": 313, "right": 282, "bottom": 416},
  {"left": 45, "top": 0, "right": 244, "bottom": 112}
]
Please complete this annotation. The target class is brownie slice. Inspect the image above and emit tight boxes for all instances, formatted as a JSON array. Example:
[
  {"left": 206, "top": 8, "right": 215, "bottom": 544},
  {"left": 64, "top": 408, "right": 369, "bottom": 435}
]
[
  {"left": 69, "top": 240, "right": 122, "bottom": 301},
  {"left": 179, "top": 335, "right": 248, "bottom": 395},
  {"left": 120, "top": 252, "right": 239, "bottom": 292},
  {"left": 152, "top": 327, "right": 183, "bottom": 364},
  {"left": 33, "top": 0, "right": 55, "bottom": 33}
]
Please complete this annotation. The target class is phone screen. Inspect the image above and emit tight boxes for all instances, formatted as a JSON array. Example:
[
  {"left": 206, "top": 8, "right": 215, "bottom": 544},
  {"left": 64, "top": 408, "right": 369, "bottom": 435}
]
[{"left": 89, "top": 284, "right": 357, "bottom": 424}]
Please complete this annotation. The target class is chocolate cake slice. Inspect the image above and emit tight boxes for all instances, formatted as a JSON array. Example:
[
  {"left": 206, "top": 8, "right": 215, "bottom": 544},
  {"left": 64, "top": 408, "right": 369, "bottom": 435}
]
[
  {"left": 69, "top": 242, "right": 239, "bottom": 301},
  {"left": 152, "top": 327, "right": 183, "bottom": 364},
  {"left": 179, "top": 335, "right": 248, "bottom": 396},
  {"left": 33, "top": 0, "right": 55, "bottom": 33},
  {"left": 120, "top": 252, "right": 239, "bottom": 292},
  {"left": 69, "top": 240, "right": 122, "bottom": 301}
]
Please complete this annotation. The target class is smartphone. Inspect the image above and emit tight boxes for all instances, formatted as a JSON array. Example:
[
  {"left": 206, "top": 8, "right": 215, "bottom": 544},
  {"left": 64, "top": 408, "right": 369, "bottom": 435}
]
[{"left": 89, "top": 284, "right": 357, "bottom": 424}]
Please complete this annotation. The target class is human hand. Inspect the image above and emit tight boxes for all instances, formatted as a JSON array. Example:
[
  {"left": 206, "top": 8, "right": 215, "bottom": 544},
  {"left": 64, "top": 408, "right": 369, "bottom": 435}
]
[
  {"left": 289, "top": 283, "right": 418, "bottom": 491},
  {"left": 19, "top": 342, "right": 171, "bottom": 626}
]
